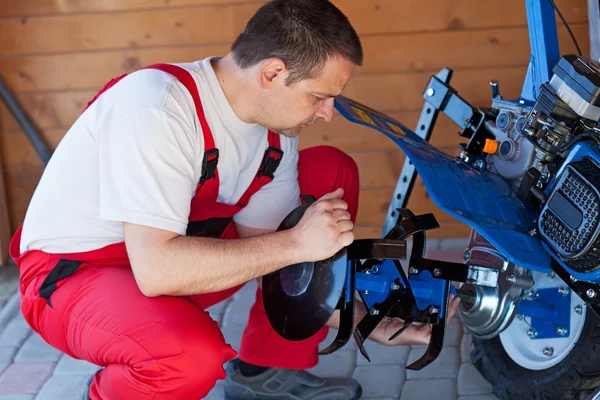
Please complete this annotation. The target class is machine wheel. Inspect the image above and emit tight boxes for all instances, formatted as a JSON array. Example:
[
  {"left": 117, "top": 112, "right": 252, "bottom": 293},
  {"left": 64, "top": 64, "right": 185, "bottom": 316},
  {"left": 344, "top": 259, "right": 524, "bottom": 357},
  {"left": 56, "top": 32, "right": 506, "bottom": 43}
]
[{"left": 470, "top": 305, "right": 600, "bottom": 400}]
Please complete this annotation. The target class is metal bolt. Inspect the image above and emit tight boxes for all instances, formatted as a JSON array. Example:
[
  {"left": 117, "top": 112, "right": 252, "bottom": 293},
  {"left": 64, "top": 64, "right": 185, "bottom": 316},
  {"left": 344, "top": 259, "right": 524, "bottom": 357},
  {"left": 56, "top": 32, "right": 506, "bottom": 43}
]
[
  {"left": 558, "top": 287, "right": 570, "bottom": 296},
  {"left": 556, "top": 326, "right": 568, "bottom": 336},
  {"left": 527, "top": 290, "right": 538, "bottom": 298},
  {"left": 390, "top": 282, "right": 401, "bottom": 291},
  {"left": 527, "top": 328, "right": 538, "bottom": 338},
  {"left": 517, "top": 314, "right": 525, "bottom": 321},
  {"left": 364, "top": 290, "right": 369, "bottom": 295},
  {"left": 427, "top": 88, "right": 435, "bottom": 97},
  {"left": 473, "top": 160, "right": 485, "bottom": 170},
  {"left": 547, "top": 271, "right": 556, "bottom": 278},
  {"left": 519, "top": 100, "right": 526, "bottom": 105},
  {"left": 429, "top": 306, "right": 440, "bottom": 314},
  {"left": 462, "top": 249, "right": 471, "bottom": 262},
  {"left": 543, "top": 347, "right": 554, "bottom": 356},
  {"left": 433, "top": 268, "right": 442, "bottom": 277},
  {"left": 369, "top": 307, "right": 379, "bottom": 316},
  {"left": 587, "top": 289, "right": 597, "bottom": 298},
  {"left": 575, "top": 305, "right": 583, "bottom": 315},
  {"left": 409, "top": 267, "right": 419, "bottom": 275},
  {"left": 529, "top": 229, "right": 537, "bottom": 236},
  {"left": 506, "top": 274, "right": 517, "bottom": 284}
]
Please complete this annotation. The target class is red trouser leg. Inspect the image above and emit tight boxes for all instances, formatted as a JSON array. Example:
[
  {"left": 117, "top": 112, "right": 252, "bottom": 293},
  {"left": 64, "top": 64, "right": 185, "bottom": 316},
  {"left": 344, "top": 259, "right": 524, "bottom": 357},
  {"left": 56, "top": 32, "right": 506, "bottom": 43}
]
[
  {"left": 20, "top": 263, "right": 237, "bottom": 400},
  {"left": 237, "top": 145, "right": 360, "bottom": 369}
]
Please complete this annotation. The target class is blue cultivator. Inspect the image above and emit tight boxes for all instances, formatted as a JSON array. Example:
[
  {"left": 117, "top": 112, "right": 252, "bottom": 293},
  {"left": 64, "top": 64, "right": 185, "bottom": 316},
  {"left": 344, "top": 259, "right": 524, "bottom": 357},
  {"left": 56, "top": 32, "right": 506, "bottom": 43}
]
[{"left": 264, "top": 1, "right": 600, "bottom": 397}]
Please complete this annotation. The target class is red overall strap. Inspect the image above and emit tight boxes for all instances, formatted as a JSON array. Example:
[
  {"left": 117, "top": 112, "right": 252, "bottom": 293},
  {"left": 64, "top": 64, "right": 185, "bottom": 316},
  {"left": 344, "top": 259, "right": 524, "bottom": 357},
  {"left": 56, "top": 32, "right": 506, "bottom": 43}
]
[
  {"left": 187, "top": 130, "right": 283, "bottom": 222},
  {"left": 143, "top": 64, "right": 221, "bottom": 205},
  {"left": 234, "top": 130, "right": 283, "bottom": 208}
]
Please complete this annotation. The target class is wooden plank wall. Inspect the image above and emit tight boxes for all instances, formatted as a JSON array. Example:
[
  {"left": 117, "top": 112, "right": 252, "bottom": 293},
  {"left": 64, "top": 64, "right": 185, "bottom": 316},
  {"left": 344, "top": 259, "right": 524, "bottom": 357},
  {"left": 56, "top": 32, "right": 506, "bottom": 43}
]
[{"left": 0, "top": 0, "right": 591, "bottom": 240}]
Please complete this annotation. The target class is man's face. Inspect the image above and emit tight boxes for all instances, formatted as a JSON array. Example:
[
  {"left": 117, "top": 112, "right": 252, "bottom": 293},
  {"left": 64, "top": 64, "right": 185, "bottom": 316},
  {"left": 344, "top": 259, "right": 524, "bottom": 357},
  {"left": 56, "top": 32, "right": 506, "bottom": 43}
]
[{"left": 257, "top": 57, "right": 357, "bottom": 138}]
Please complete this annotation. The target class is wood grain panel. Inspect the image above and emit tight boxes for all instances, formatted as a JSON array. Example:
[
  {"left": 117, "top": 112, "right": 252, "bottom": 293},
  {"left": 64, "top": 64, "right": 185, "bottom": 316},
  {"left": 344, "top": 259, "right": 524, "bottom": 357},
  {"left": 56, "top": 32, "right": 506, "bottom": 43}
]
[
  {"left": 357, "top": 185, "right": 458, "bottom": 227},
  {"left": 0, "top": 151, "right": 12, "bottom": 265},
  {"left": 0, "top": 22, "right": 588, "bottom": 80},
  {"left": 354, "top": 222, "right": 472, "bottom": 239},
  {"left": 0, "top": 91, "right": 94, "bottom": 132},
  {"left": 0, "top": 130, "right": 65, "bottom": 167},
  {"left": 362, "top": 23, "right": 588, "bottom": 75},
  {"left": 0, "top": 0, "right": 586, "bottom": 30},
  {"left": 3, "top": 166, "right": 43, "bottom": 231},
  {"left": 0, "top": 3, "right": 588, "bottom": 57},
  {"left": 0, "top": 4, "right": 259, "bottom": 55}
]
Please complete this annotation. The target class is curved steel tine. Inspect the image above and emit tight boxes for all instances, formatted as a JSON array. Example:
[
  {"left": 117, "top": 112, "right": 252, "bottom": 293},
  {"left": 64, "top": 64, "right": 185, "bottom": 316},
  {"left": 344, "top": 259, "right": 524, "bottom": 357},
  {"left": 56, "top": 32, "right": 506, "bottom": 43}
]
[
  {"left": 318, "top": 261, "right": 357, "bottom": 355},
  {"left": 406, "top": 284, "right": 450, "bottom": 370}
]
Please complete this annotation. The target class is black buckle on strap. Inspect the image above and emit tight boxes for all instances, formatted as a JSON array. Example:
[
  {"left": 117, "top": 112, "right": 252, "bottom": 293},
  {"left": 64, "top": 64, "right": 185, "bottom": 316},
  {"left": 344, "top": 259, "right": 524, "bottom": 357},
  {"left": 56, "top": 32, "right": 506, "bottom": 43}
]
[
  {"left": 257, "top": 147, "right": 284, "bottom": 179},
  {"left": 200, "top": 148, "right": 219, "bottom": 184}
]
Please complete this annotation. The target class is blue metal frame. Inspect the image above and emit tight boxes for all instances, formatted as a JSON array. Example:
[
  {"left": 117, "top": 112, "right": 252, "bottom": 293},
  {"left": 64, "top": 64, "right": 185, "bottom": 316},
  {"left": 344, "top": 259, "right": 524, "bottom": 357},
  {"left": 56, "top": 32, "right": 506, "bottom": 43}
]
[
  {"left": 333, "top": 0, "right": 574, "bottom": 325},
  {"left": 517, "top": 287, "right": 572, "bottom": 339},
  {"left": 520, "top": 0, "right": 561, "bottom": 103}
]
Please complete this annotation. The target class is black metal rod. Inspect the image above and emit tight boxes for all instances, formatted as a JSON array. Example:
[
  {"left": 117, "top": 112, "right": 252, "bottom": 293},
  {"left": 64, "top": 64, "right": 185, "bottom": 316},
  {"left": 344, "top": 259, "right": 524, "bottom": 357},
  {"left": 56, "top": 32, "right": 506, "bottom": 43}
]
[{"left": 0, "top": 75, "right": 52, "bottom": 165}]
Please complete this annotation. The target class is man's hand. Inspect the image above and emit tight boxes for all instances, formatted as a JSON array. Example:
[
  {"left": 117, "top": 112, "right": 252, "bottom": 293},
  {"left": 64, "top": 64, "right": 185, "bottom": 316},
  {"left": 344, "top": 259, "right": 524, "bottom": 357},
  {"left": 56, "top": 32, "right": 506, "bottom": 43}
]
[
  {"left": 290, "top": 188, "right": 354, "bottom": 262},
  {"left": 368, "top": 294, "right": 462, "bottom": 346},
  {"left": 326, "top": 294, "right": 462, "bottom": 347}
]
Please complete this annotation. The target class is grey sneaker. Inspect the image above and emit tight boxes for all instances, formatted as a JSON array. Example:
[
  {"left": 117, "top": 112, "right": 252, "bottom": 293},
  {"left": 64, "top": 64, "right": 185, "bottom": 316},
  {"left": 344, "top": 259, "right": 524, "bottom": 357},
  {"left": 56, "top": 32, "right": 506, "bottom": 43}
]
[{"left": 224, "top": 359, "right": 362, "bottom": 400}]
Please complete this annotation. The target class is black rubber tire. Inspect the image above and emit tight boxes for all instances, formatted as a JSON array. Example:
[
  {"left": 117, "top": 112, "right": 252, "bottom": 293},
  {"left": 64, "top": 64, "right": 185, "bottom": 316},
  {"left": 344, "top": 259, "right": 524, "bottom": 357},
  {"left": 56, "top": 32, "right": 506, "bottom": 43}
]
[{"left": 470, "top": 305, "right": 600, "bottom": 400}]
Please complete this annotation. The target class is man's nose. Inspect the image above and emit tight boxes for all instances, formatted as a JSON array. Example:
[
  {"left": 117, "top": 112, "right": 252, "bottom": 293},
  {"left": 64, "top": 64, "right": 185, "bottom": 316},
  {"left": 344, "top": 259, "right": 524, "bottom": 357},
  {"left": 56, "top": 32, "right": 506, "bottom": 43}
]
[{"left": 316, "top": 98, "right": 335, "bottom": 122}]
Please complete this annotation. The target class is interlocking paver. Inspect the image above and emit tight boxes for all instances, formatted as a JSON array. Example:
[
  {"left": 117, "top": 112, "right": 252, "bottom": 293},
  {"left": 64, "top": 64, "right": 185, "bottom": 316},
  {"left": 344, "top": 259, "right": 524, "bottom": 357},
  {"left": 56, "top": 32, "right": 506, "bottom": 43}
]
[
  {"left": 406, "top": 346, "right": 460, "bottom": 380},
  {"left": 461, "top": 334, "right": 473, "bottom": 364},
  {"left": 13, "top": 334, "right": 62, "bottom": 363},
  {"left": 308, "top": 349, "right": 356, "bottom": 378},
  {"left": 0, "top": 363, "right": 54, "bottom": 395},
  {"left": 35, "top": 375, "right": 90, "bottom": 400},
  {"left": 445, "top": 318, "right": 464, "bottom": 347},
  {"left": 457, "top": 364, "right": 494, "bottom": 396},
  {"left": 222, "top": 325, "right": 246, "bottom": 352},
  {"left": 0, "top": 347, "right": 17, "bottom": 375},
  {"left": 53, "top": 354, "right": 101, "bottom": 376},
  {"left": 320, "top": 328, "right": 356, "bottom": 353},
  {"left": 205, "top": 380, "right": 224, "bottom": 400},
  {"left": 401, "top": 378, "right": 457, "bottom": 400},
  {"left": 206, "top": 299, "right": 231, "bottom": 325},
  {"left": 0, "top": 318, "right": 32, "bottom": 349},
  {"left": 356, "top": 341, "right": 410, "bottom": 366},
  {"left": 221, "top": 280, "right": 257, "bottom": 328},
  {"left": 352, "top": 365, "right": 405, "bottom": 398}
]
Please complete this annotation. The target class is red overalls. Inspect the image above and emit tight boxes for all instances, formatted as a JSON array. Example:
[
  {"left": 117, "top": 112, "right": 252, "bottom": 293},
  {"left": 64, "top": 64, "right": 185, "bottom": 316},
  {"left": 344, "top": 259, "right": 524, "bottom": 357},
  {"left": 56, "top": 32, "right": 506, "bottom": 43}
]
[{"left": 9, "top": 64, "right": 360, "bottom": 400}]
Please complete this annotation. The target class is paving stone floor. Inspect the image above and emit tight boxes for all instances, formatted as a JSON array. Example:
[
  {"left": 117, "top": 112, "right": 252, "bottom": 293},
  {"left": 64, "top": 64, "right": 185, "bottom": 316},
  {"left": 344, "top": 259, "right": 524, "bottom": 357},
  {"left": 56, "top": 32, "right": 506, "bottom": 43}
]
[{"left": 0, "top": 238, "right": 501, "bottom": 399}]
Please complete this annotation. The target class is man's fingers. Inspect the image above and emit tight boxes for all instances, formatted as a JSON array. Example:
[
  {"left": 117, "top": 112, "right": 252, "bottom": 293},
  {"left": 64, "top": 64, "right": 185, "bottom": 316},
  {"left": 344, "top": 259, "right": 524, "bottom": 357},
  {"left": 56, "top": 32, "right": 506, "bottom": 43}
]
[
  {"left": 317, "top": 188, "right": 344, "bottom": 201},
  {"left": 331, "top": 209, "right": 351, "bottom": 221},
  {"left": 317, "top": 198, "right": 348, "bottom": 212},
  {"left": 337, "top": 219, "right": 354, "bottom": 233},
  {"left": 446, "top": 294, "right": 461, "bottom": 322},
  {"left": 339, "top": 231, "right": 354, "bottom": 247}
]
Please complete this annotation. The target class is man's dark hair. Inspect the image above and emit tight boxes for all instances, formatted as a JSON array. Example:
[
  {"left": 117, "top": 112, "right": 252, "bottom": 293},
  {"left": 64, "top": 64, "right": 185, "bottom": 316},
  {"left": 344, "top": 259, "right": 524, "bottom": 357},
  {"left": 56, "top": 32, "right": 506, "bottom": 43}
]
[{"left": 230, "top": 0, "right": 363, "bottom": 86}]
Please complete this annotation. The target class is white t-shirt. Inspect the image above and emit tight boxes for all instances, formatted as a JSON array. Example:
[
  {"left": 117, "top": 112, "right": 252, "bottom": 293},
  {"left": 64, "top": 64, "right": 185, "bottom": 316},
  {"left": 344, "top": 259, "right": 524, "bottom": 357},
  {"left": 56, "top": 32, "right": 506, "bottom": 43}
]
[{"left": 20, "top": 57, "right": 301, "bottom": 254}]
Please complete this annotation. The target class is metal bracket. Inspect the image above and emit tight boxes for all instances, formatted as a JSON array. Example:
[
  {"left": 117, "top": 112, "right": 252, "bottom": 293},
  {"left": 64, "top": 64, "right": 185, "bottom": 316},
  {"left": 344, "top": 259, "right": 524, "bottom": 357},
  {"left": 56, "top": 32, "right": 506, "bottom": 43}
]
[{"left": 382, "top": 68, "right": 453, "bottom": 235}]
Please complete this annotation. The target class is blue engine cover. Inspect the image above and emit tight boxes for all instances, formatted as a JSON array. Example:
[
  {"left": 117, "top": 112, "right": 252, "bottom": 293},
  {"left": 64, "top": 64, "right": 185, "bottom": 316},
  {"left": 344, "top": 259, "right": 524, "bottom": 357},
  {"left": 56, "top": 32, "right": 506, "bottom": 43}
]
[{"left": 334, "top": 96, "right": 553, "bottom": 273}]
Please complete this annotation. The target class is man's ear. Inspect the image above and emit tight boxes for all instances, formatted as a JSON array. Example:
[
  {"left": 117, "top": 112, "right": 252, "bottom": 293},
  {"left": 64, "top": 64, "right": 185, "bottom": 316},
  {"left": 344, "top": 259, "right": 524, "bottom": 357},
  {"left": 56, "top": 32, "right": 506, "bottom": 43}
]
[{"left": 260, "top": 58, "right": 286, "bottom": 88}]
